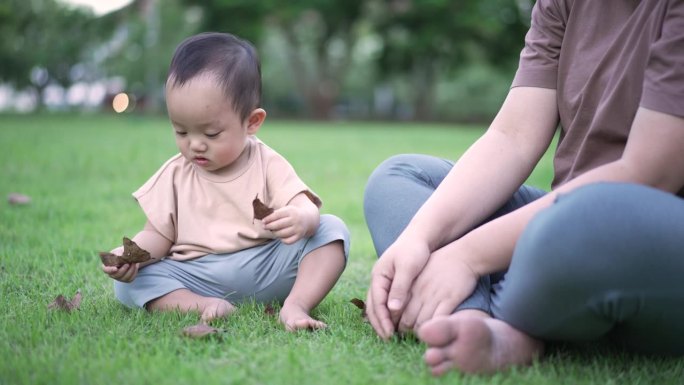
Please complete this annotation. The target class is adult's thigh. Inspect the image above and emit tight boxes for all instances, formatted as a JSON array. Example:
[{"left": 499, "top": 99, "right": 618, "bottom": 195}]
[
  {"left": 492, "top": 183, "right": 684, "bottom": 354},
  {"left": 363, "top": 154, "right": 453, "bottom": 256}
]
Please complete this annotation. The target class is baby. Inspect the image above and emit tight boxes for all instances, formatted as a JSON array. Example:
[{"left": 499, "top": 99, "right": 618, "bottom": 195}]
[{"left": 101, "top": 32, "right": 349, "bottom": 331}]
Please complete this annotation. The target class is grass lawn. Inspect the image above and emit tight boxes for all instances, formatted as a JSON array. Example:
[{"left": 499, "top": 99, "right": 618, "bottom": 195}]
[{"left": 1, "top": 113, "right": 682, "bottom": 385}]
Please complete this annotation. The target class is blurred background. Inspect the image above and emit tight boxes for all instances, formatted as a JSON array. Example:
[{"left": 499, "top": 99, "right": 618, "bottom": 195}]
[{"left": 0, "top": 0, "right": 533, "bottom": 123}]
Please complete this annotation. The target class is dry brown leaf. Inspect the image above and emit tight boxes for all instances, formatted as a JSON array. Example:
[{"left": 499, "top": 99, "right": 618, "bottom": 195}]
[
  {"left": 252, "top": 194, "right": 274, "bottom": 221},
  {"left": 99, "top": 237, "right": 151, "bottom": 267},
  {"left": 7, "top": 193, "right": 31, "bottom": 205},
  {"left": 264, "top": 303, "right": 276, "bottom": 316},
  {"left": 48, "top": 290, "right": 82, "bottom": 312},
  {"left": 350, "top": 297, "right": 368, "bottom": 319},
  {"left": 181, "top": 323, "right": 221, "bottom": 338}
]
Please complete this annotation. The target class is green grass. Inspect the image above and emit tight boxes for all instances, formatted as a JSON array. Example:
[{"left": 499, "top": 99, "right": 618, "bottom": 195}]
[{"left": 1, "top": 114, "right": 682, "bottom": 385}]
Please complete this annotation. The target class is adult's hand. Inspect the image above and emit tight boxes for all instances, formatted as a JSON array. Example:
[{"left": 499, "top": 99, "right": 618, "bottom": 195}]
[
  {"left": 397, "top": 242, "right": 479, "bottom": 333},
  {"left": 366, "top": 238, "right": 432, "bottom": 340}
]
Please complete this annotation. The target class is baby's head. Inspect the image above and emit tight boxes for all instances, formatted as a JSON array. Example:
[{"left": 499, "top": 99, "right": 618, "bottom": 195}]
[
  {"left": 166, "top": 32, "right": 261, "bottom": 122},
  {"left": 165, "top": 32, "right": 266, "bottom": 174}
]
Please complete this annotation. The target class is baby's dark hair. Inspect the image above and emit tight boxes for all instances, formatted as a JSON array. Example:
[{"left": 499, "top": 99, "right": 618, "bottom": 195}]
[{"left": 167, "top": 32, "right": 261, "bottom": 122}]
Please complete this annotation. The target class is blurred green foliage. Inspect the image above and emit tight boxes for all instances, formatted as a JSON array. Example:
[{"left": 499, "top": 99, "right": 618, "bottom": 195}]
[
  {"left": 0, "top": 0, "right": 533, "bottom": 122},
  {"left": 0, "top": 0, "right": 103, "bottom": 108}
]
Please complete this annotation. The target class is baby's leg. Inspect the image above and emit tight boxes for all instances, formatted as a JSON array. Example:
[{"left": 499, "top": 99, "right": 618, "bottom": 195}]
[
  {"left": 114, "top": 257, "right": 239, "bottom": 323},
  {"left": 280, "top": 240, "right": 345, "bottom": 331},
  {"left": 147, "top": 288, "right": 235, "bottom": 323}
]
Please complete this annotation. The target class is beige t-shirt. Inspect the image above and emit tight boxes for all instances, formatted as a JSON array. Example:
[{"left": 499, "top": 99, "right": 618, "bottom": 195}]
[
  {"left": 133, "top": 136, "right": 321, "bottom": 261},
  {"left": 513, "top": 0, "right": 684, "bottom": 196}
]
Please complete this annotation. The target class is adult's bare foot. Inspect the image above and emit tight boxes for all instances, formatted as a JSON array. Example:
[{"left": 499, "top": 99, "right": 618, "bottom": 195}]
[
  {"left": 279, "top": 302, "right": 327, "bottom": 331},
  {"left": 418, "top": 312, "right": 544, "bottom": 375}
]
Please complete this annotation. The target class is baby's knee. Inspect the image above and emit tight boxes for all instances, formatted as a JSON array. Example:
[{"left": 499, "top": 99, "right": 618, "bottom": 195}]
[
  {"left": 319, "top": 214, "right": 348, "bottom": 233},
  {"left": 317, "top": 214, "right": 350, "bottom": 259},
  {"left": 113, "top": 281, "right": 138, "bottom": 309}
]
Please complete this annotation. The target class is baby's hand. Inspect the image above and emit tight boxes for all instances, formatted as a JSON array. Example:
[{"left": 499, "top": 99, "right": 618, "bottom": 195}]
[
  {"left": 102, "top": 262, "right": 139, "bottom": 282},
  {"left": 263, "top": 205, "right": 317, "bottom": 244}
]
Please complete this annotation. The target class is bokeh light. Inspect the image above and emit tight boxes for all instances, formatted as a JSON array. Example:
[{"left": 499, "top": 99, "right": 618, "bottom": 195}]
[{"left": 112, "top": 92, "right": 129, "bottom": 113}]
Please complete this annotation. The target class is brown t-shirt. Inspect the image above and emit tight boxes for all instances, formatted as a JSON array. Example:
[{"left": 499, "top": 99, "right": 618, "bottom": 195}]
[
  {"left": 133, "top": 136, "right": 321, "bottom": 261},
  {"left": 512, "top": 0, "right": 684, "bottom": 195}
]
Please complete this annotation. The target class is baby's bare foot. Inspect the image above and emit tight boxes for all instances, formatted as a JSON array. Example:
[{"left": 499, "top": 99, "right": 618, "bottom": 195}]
[
  {"left": 200, "top": 298, "right": 235, "bottom": 323},
  {"left": 279, "top": 303, "right": 327, "bottom": 332},
  {"left": 418, "top": 313, "right": 543, "bottom": 375}
]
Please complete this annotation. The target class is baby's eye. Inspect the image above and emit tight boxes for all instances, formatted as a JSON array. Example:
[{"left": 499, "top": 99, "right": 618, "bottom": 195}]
[
  {"left": 205, "top": 132, "right": 220, "bottom": 138},
  {"left": 175, "top": 131, "right": 187, "bottom": 137}
]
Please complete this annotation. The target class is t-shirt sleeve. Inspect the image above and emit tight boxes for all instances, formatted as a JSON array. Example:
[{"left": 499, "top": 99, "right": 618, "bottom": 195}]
[
  {"left": 512, "top": 0, "right": 567, "bottom": 89},
  {"left": 265, "top": 152, "right": 321, "bottom": 210},
  {"left": 641, "top": 0, "right": 684, "bottom": 118},
  {"left": 131, "top": 157, "right": 179, "bottom": 243}
]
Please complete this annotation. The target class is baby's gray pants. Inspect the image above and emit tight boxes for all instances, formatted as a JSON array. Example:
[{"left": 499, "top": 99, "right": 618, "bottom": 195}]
[
  {"left": 364, "top": 154, "right": 684, "bottom": 354},
  {"left": 114, "top": 214, "right": 349, "bottom": 309}
]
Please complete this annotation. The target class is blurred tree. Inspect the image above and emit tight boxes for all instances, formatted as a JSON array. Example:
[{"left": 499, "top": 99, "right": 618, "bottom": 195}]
[
  {"left": 98, "top": 0, "right": 201, "bottom": 113},
  {"left": 372, "top": 0, "right": 529, "bottom": 120},
  {"left": 182, "top": 0, "right": 367, "bottom": 120},
  {"left": 179, "top": 0, "right": 269, "bottom": 44},
  {"left": 0, "top": 0, "right": 101, "bottom": 109},
  {"left": 266, "top": 1, "right": 367, "bottom": 119}
]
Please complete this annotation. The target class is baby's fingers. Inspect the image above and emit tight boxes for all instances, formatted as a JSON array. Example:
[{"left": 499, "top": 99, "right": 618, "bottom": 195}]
[
  {"left": 101, "top": 264, "right": 119, "bottom": 275},
  {"left": 119, "top": 263, "right": 139, "bottom": 282}
]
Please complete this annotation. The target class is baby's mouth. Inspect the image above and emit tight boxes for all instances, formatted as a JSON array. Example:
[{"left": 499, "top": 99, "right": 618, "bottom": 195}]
[{"left": 194, "top": 156, "right": 209, "bottom": 165}]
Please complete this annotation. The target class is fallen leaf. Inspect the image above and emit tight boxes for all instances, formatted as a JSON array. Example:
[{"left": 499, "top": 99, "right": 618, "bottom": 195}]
[
  {"left": 350, "top": 297, "right": 367, "bottom": 319},
  {"left": 252, "top": 194, "right": 274, "bottom": 221},
  {"left": 181, "top": 323, "right": 221, "bottom": 338},
  {"left": 264, "top": 303, "right": 276, "bottom": 316},
  {"left": 7, "top": 193, "right": 31, "bottom": 205},
  {"left": 48, "top": 290, "right": 82, "bottom": 312},
  {"left": 99, "top": 237, "right": 151, "bottom": 267}
]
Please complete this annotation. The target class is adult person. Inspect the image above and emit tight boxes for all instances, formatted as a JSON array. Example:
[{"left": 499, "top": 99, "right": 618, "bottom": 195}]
[{"left": 363, "top": 0, "right": 684, "bottom": 375}]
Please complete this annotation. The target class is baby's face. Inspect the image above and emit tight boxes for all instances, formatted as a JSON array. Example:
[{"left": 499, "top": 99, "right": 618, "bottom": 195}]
[{"left": 165, "top": 74, "right": 249, "bottom": 174}]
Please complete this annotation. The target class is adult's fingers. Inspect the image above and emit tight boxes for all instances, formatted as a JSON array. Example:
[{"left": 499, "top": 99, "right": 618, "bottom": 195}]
[
  {"left": 368, "top": 272, "right": 394, "bottom": 339},
  {"left": 398, "top": 295, "right": 422, "bottom": 333},
  {"left": 386, "top": 267, "right": 417, "bottom": 325},
  {"left": 431, "top": 301, "right": 457, "bottom": 321}
]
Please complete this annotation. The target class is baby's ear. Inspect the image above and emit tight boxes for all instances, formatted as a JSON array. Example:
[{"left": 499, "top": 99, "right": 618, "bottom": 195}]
[{"left": 246, "top": 108, "right": 267, "bottom": 134}]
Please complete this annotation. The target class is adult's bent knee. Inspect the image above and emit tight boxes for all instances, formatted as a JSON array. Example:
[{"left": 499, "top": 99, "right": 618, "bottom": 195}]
[{"left": 510, "top": 182, "right": 681, "bottom": 289}]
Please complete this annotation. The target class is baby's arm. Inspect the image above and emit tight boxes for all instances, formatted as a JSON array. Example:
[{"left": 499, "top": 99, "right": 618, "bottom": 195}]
[
  {"left": 102, "top": 221, "right": 172, "bottom": 282},
  {"left": 262, "top": 192, "right": 320, "bottom": 244}
]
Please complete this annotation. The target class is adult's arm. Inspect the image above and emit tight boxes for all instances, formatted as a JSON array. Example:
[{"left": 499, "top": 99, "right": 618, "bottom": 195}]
[
  {"left": 399, "top": 107, "right": 684, "bottom": 331},
  {"left": 460, "top": 107, "right": 684, "bottom": 277},
  {"left": 367, "top": 86, "right": 560, "bottom": 339}
]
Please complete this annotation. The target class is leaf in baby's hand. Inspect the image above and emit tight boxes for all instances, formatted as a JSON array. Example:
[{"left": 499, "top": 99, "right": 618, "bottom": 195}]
[
  {"left": 350, "top": 297, "right": 367, "bottom": 319},
  {"left": 181, "top": 323, "right": 221, "bottom": 339},
  {"left": 252, "top": 194, "right": 274, "bottom": 221},
  {"left": 98, "top": 251, "right": 120, "bottom": 266},
  {"left": 48, "top": 290, "right": 82, "bottom": 312},
  {"left": 121, "top": 237, "right": 150, "bottom": 263},
  {"left": 99, "top": 236, "right": 151, "bottom": 267}
]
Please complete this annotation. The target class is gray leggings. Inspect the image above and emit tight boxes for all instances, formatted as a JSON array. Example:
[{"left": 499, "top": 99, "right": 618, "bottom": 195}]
[{"left": 364, "top": 154, "right": 684, "bottom": 354}]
